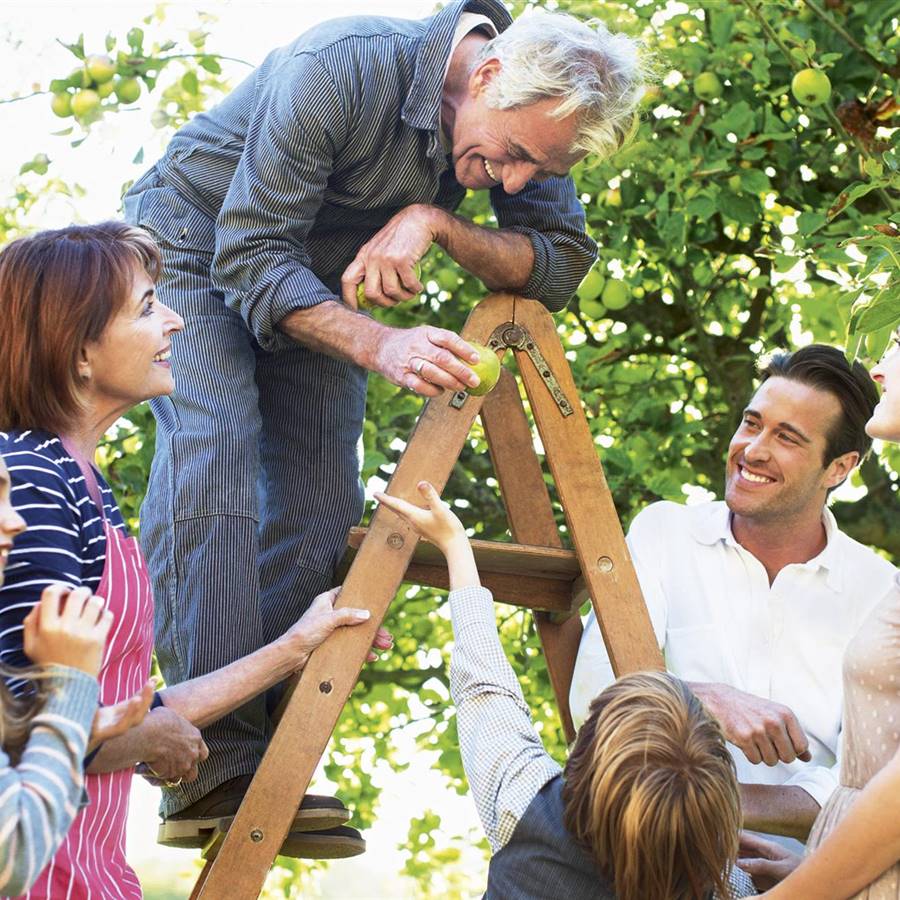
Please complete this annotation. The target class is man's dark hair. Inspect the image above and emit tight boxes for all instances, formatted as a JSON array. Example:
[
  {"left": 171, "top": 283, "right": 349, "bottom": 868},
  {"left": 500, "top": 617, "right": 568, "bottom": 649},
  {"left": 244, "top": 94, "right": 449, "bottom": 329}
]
[{"left": 758, "top": 344, "right": 878, "bottom": 466}]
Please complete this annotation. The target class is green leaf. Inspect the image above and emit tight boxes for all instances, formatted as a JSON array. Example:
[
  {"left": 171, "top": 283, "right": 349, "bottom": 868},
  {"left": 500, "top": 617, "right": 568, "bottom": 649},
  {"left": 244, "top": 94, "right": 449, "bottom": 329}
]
[
  {"left": 105, "top": 33, "right": 116, "bottom": 53},
  {"left": 132, "top": 147, "right": 144, "bottom": 165},
  {"left": 710, "top": 10, "right": 735, "bottom": 47},
  {"left": 199, "top": 55, "right": 221, "bottom": 74},
  {"left": 866, "top": 324, "right": 895, "bottom": 360},
  {"left": 865, "top": 158, "right": 885, "bottom": 179},
  {"left": 709, "top": 101, "right": 755, "bottom": 141},
  {"left": 855, "top": 291, "right": 900, "bottom": 334},
  {"left": 61, "top": 34, "right": 85, "bottom": 60},
  {"left": 739, "top": 169, "right": 770, "bottom": 194},
  {"left": 828, "top": 182, "right": 878, "bottom": 221},
  {"left": 686, "top": 195, "right": 716, "bottom": 219},
  {"left": 797, "top": 211, "right": 826, "bottom": 234},
  {"left": 181, "top": 70, "right": 199, "bottom": 95}
]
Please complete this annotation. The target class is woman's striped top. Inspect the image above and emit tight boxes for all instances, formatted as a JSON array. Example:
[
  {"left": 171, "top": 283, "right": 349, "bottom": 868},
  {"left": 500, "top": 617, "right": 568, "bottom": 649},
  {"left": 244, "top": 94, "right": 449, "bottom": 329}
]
[{"left": 0, "top": 430, "right": 124, "bottom": 682}]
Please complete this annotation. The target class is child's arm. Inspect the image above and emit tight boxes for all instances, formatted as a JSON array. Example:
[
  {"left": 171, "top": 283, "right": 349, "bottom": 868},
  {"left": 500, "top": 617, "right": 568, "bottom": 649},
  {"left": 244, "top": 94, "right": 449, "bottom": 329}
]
[
  {"left": 375, "top": 483, "right": 561, "bottom": 852},
  {"left": 0, "top": 666, "right": 98, "bottom": 895},
  {"left": 0, "top": 583, "right": 150, "bottom": 894}
]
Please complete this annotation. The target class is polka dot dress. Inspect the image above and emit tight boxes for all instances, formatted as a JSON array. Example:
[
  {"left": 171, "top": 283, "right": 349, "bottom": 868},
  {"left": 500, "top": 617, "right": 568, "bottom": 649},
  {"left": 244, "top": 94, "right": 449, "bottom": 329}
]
[{"left": 807, "top": 582, "right": 900, "bottom": 898}]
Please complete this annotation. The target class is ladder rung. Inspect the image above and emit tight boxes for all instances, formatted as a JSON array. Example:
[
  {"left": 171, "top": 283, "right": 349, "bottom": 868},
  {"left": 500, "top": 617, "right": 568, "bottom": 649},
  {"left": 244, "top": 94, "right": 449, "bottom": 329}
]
[{"left": 341, "top": 527, "right": 582, "bottom": 614}]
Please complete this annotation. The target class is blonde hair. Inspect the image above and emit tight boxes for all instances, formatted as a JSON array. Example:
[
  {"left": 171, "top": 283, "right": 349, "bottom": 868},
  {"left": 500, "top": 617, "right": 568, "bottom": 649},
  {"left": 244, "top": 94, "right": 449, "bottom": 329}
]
[{"left": 562, "top": 671, "right": 740, "bottom": 900}]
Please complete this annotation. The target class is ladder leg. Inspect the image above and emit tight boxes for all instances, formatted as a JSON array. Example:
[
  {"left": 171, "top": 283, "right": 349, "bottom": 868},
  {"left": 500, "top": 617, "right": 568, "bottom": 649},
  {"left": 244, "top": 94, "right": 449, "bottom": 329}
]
[
  {"left": 192, "top": 295, "right": 517, "bottom": 899},
  {"left": 481, "top": 367, "right": 581, "bottom": 742},
  {"left": 511, "top": 298, "right": 662, "bottom": 676}
]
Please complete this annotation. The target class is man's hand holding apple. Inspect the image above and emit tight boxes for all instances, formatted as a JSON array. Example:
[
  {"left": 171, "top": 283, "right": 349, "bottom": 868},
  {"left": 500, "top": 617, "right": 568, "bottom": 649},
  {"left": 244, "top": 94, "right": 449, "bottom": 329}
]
[{"left": 341, "top": 204, "right": 437, "bottom": 309}]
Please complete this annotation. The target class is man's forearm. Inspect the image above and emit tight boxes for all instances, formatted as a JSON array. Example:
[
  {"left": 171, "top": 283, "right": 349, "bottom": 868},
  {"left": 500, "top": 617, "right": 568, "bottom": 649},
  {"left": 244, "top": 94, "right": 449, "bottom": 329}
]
[
  {"left": 740, "top": 783, "right": 820, "bottom": 840},
  {"left": 431, "top": 207, "right": 534, "bottom": 293},
  {"left": 278, "top": 299, "right": 386, "bottom": 368},
  {"left": 87, "top": 716, "right": 155, "bottom": 773}
]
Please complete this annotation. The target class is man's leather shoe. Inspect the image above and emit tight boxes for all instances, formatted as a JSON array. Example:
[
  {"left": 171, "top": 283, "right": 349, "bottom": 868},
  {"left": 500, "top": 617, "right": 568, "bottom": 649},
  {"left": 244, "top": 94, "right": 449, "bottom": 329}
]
[{"left": 158, "top": 775, "right": 354, "bottom": 851}]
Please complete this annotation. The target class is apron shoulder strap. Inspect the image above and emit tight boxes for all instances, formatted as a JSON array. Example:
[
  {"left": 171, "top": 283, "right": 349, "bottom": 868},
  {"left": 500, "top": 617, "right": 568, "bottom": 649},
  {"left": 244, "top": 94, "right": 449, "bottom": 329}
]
[{"left": 60, "top": 438, "right": 107, "bottom": 520}]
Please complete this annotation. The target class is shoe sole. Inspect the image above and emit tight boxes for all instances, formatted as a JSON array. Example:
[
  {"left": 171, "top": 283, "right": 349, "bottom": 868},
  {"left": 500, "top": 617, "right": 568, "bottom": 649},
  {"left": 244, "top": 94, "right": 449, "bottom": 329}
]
[
  {"left": 159, "top": 806, "right": 351, "bottom": 849},
  {"left": 202, "top": 826, "right": 366, "bottom": 861}
]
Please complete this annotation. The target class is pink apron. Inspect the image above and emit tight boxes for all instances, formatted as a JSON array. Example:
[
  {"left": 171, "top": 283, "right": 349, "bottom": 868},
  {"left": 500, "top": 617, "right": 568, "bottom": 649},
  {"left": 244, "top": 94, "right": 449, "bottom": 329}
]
[{"left": 21, "top": 479, "right": 154, "bottom": 899}]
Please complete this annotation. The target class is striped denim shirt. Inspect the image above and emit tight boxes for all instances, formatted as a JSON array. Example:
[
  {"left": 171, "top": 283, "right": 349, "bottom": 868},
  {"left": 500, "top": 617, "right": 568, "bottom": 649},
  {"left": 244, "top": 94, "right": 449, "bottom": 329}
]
[
  {"left": 0, "top": 667, "right": 97, "bottom": 896},
  {"left": 131, "top": 0, "right": 596, "bottom": 352}
]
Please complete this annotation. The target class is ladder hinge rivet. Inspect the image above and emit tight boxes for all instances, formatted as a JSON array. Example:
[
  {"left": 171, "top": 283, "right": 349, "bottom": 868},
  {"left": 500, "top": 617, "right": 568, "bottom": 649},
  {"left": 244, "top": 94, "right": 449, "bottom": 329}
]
[
  {"left": 597, "top": 556, "right": 614, "bottom": 573},
  {"left": 387, "top": 533, "right": 405, "bottom": 549},
  {"left": 319, "top": 680, "right": 333, "bottom": 694},
  {"left": 250, "top": 829, "right": 264, "bottom": 842}
]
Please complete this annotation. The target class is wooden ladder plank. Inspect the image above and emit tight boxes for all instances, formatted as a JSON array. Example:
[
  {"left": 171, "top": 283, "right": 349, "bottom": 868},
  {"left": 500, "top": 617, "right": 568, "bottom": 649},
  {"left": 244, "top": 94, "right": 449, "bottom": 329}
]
[
  {"left": 193, "top": 295, "right": 517, "bottom": 899},
  {"left": 341, "top": 527, "right": 580, "bottom": 613},
  {"left": 512, "top": 297, "right": 663, "bottom": 676},
  {"left": 481, "top": 365, "right": 582, "bottom": 742}
]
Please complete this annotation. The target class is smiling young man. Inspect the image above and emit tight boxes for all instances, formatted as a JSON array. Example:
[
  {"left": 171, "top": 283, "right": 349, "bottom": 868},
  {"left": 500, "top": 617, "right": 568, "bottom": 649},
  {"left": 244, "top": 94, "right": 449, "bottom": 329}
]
[
  {"left": 123, "top": 0, "right": 647, "bottom": 845},
  {"left": 570, "top": 344, "right": 897, "bottom": 857}
]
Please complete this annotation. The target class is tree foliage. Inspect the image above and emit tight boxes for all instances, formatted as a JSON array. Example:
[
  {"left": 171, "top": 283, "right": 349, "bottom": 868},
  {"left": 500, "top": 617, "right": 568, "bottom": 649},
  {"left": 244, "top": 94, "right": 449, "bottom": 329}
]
[{"left": 2, "top": 0, "right": 899, "bottom": 895}]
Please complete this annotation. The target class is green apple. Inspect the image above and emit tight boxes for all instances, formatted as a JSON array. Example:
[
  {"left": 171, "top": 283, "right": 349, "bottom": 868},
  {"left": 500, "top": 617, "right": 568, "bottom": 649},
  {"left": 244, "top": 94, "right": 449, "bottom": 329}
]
[
  {"left": 465, "top": 342, "right": 501, "bottom": 396},
  {"left": 96, "top": 80, "right": 116, "bottom": 99},
  {"left": 357, "top": 263, "right": 422, "bottom": 309},
  {"left": 694, "top": 72, "right": 723, "bottom": 101},
  {"left": 115, "top": 77, "right": 141, "bottom": 105},
  {"left": 86, "top": 55, "right": 116, "bottom": 84},
  {"left": 580, "top": 297, "right": 606, "bottom": 319},
  {"left": 601, "top": 280, "right": 632, "bottom": 311},
  {"left": 50, "top": 92, "right": 72, "bottom": 117},
  {"left": 605, "top": 188, "right": 622, "bottom": 207},
  {"left": 791, "top": 68, "right": 831, "bottom": 107},
  {"left": 71, "top": 89, "right": 101, "bottom": 119},
  {"left": 578, "top": 269, "right": 605, "bottom": 301},
  {"left": 728, "top": 174, "right": 743, "bottom": 192}
]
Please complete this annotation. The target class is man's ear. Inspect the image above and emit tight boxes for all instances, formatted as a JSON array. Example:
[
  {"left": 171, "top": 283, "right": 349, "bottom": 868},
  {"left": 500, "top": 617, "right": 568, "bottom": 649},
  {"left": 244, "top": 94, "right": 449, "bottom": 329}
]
[
  {"left": 825, "top": 450, "right": 860, "bottom": 490},
  {"left": 469, "top": 57, "right": 501, "bottom": 97}
]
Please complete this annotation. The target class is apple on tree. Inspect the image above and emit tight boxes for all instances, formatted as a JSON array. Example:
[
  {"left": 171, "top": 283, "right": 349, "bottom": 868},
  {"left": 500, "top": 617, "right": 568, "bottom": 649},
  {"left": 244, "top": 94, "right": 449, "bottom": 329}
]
[
  {"left": 791, "top": 68, "right": 831, "bottom": 107},
  {"left": 601, "top": 280, "right": 631, "bottom": 311},
  {"left": 694, "top": 72, "right": 722, "bottom": 101}
]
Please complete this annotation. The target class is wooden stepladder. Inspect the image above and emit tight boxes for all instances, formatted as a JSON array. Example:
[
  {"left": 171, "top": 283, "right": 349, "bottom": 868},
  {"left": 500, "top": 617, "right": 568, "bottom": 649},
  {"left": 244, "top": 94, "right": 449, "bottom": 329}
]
[{"left": 190, "top": 293, "right": 663, "bottom": 899}]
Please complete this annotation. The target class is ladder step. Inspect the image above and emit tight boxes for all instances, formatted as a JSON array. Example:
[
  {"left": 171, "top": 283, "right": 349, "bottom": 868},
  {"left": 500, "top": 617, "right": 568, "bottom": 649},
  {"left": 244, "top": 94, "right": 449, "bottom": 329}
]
[{"left": 341, "top": 527, "right": 582, "bottom": 614}]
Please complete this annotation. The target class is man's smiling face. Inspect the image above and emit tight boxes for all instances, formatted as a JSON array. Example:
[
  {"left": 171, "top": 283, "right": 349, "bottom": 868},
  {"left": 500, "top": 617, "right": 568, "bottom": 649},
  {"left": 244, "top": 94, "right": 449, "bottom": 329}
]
[
  {"left": 724, "top": 376, "right": 845, "bottom": 525},
  {"left": 449, "top": 61, "right": 584, "bottom": 195}
]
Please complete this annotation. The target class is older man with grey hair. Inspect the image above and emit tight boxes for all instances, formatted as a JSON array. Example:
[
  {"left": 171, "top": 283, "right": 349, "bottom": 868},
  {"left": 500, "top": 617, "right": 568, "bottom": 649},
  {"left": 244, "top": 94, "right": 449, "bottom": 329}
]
[{"left": 125, "top": 0, "right": 646, "bottom": 851}]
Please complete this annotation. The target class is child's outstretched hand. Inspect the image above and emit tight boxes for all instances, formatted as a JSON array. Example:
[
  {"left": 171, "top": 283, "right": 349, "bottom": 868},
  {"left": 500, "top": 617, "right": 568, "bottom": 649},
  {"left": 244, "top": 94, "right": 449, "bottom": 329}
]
[
  {"left": 374, "top": 481, "right": 465, "bottom": 553},
  {"left": 22, "top": 584, "right": 113, "bottom": 677},
  {"left": 88, "top": 681, "right": 155, "bottom": 752}
]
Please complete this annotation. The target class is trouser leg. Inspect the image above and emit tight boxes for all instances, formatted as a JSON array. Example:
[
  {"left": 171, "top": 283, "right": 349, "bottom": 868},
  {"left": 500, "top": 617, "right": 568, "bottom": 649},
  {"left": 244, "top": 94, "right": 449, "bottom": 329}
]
[
  {"left": 254, "top": 343, "right": 367, "bottom": 646},
  {"left": 141, "top": 247, "right": 267, "bottom": 817}
]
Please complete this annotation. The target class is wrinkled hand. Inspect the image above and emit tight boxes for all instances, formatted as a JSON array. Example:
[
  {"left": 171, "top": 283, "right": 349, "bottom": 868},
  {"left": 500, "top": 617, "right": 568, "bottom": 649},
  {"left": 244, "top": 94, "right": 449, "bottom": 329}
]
[
  {"left": 23, "top": 583, "right": 114, "bottom": 677},
  {"left": 736, "top": 831, "right": 802, "bottom": 892},
  {"left": 373, "top": 324, "right": 481, "bottom": 397},
  {"left": 375, "top": 481, "right": 465, "bottom": 554},
  {"left": 283, "top": 587, "right": 392, "bottom": 668},
  {"left": 691, "top": 682, "right": 811, "bottom": 766},
  {"left": 87, "top": 681, "right": 155, "bottom": 753},
  {"left": 137, "top": 706, "right": 208, "bottom": 785},
  {"left": 341, "top": 205, "right": 438, "bottom": 309}
]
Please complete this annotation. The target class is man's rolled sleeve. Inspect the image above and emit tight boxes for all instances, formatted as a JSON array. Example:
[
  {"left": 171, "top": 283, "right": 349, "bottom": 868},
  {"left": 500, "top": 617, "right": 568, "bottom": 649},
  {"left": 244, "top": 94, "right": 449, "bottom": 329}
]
[
  {"left": 212, "top": 53, "right": 349, "bottom": 350},
  {"left": 492, "top": 175, "right": 596, "bottom": 311}
]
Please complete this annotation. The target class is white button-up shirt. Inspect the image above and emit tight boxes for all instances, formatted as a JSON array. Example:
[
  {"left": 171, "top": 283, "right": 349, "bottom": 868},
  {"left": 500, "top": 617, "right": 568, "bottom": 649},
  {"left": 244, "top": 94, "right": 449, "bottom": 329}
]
[{"left": 570, "top": 501, "right": 896, "bottom": 824}]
